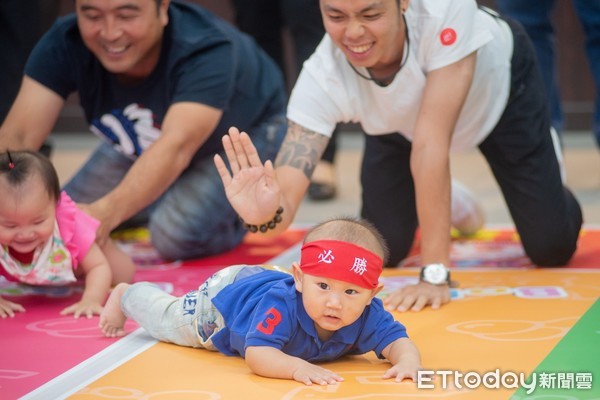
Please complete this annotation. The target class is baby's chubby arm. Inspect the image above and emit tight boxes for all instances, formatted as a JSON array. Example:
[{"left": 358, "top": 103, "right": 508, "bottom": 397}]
[
  {"left": 245, "top": 345, "right": 343, "bottom": 386},
  {"left": 60, "top": 243, "right": 112, "bottom": 318},
  {"left": 381, "top": 337, "right": 422, "bottom": 382}
]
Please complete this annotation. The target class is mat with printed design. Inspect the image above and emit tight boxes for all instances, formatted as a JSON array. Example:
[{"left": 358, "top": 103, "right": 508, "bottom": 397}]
[{"left": 1, "top": 226, "right": 599, "bottom": 400}]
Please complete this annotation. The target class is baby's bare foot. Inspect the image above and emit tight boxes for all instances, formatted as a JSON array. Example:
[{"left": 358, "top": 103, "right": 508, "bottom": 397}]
[{"left": 99, "top": 283, "right": 130, "bottom": 338}]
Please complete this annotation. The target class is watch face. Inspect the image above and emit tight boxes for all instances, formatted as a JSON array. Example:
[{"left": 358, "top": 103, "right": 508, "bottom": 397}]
[{"left": 422, "top": 264, "right": 449, "bottom": 285}]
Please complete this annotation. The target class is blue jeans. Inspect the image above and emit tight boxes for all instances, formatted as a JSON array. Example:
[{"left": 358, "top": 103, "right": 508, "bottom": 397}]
[
  {"left": 64, "top": 114, "right": 287, "bottom": 260},
  {"left": 496, "top": 0, "right": 600, "bottom": 146},
  {"left": 120, "top": 266, "right": 258, "bottom": 348}
]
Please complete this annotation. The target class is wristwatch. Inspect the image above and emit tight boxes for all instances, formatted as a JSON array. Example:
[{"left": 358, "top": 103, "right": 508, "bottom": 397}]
[{"left": 419, "top": 263, "right": 451, "bottom": 285}]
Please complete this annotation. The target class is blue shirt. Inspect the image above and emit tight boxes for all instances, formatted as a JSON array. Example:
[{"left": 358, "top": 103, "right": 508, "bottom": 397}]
[
  {"left": 25, "top": 0, "right": 286, "bottom": 160},
  {"left": 211, "top": 270, "right": 409, "bottom": 362}
]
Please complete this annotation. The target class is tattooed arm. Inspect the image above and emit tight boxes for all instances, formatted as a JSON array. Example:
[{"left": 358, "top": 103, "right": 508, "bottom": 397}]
[
  {"left": 272, "top": 121, "right": 330, "bottom": 231},
  {"left": 214, "top": 122, "right": 330, "bottom": 235}
]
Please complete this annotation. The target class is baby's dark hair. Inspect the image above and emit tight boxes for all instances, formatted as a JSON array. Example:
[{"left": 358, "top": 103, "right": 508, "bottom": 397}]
[
  {"left": 304, "top": 216, "right": 390, "bottom": 265},
  {"left": 0, "top": 151, "right": 61, "bottom": 202}
]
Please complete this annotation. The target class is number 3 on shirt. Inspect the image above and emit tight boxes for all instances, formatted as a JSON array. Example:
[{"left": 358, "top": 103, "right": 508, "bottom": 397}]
[{"left": 256, "top": 307, "right": 282, "bottom": 335}]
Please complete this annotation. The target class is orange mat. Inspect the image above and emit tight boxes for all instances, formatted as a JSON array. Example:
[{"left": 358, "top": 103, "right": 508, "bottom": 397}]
[
  {"left": 65, "top": 268, "right": 600, "bottom": 400},
  {"left": 9, "top": 226, "right": 600, "bottom": 399}
]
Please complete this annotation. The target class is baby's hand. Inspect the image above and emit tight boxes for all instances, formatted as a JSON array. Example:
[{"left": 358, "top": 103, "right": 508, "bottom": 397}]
[
  {"left": 383, "top": 359, "right": 420, "bottom": 382},
  {"left": 292, "top": 363, "right": 344, "bottom": 386},
  {"left": 0, "top": 297, "right": 26, "bottom": 318},
  {"left": 60, "top": 299, "right": 103, "bottom": 319}
]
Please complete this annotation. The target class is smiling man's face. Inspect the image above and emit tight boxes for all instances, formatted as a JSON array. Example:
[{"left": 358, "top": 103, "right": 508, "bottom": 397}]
[
  {"left": 319, "top": 0, "right": 406, "bottom": 74},
  {"left": 76, "top": 0, "right": 169, "bottom": 80}
]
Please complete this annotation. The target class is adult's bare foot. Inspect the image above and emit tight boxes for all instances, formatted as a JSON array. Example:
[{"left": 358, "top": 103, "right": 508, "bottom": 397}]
[{"left": 99, "top": 283, "right": 130, "bottom": 338}]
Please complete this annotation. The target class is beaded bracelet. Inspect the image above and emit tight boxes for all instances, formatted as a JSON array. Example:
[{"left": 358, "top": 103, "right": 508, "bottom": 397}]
[{"left": 240, "top": 207, "right": 284, "bottom": 233}]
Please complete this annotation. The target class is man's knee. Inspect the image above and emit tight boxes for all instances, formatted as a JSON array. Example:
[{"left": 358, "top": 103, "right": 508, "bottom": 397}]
[
  {"left": 524, "top": 236, "right": 578, "bottom": 267},
  {"left": 380, "top": 228, "right": 416, "bottom": 267},
  {"left": 388, "top": 246, "right": 412, "bottom": 268}
]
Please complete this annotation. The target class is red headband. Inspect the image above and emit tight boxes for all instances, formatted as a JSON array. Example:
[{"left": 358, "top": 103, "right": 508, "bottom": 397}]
[{"left": 300, "top": 240, "right": 383, "bottom": 289}]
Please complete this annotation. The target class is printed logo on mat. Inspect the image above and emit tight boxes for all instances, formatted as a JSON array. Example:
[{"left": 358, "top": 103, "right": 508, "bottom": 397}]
[{"left": 378, "top": 277, "right": 568, "bottom": 301}]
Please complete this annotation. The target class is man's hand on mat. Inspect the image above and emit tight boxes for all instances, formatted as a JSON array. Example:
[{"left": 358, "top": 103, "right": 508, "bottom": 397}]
[
  {"left": 0, "top": 296, "right": 26, "bottom": 318},
  {"left": 60, "top": 299, "right": 103, "bottom": 319},
  {"left": 214, "top": 126, "right": 281, "bottom": 224},
  {"left": 383, "top": 282, "right": 451, "bottom": 312},
  {"left": 292, "top": 363, "right": 344, "bottom": 386}
]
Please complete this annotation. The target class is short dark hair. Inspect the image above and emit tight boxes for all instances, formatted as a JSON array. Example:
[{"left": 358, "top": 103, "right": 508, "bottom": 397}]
[
  {"left": 74, "top": 0, "right": 163, "bottom": 11},
  {"left": 304, "top": 216, "right": 390, "bottom": 265},
  {"left": 0, "top": 150, "right": 61, "bottom": 203}
]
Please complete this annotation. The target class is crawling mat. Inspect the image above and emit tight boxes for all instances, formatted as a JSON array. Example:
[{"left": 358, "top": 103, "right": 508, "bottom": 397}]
[
  {"left": 1, "top": 228, "right": 306, "bottom": 400},
  {"left": 2, "top": 226, "right": 600, "bottom": 399}
]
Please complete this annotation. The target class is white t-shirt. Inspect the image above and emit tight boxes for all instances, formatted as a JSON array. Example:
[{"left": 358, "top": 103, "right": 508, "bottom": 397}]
[{"left": 287, "top": 0, "right": 513, "bottom": 152}]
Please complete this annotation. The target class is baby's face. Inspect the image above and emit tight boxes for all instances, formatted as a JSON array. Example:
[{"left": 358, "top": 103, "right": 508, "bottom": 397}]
[
  {"left": 297, "top": 271, "right": 378, "bottom": 340},
  {"left": 0, "top": 175, "right": 56, "bottom": 255}
]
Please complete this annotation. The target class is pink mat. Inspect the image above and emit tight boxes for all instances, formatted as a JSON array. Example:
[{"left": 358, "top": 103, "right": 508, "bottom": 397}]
[{"left": 0, "top": 229, "right": 305, "bottom": 400}]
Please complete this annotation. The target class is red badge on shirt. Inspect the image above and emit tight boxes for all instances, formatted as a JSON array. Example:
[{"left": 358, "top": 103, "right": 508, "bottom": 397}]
[{"left": 440, "top": 28, "right": 457, "bottom": 46}]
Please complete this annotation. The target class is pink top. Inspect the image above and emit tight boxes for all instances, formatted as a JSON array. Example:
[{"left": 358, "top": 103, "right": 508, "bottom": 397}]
[{"left": 55, "top": 192, "right": 99, "bottom": 268}]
